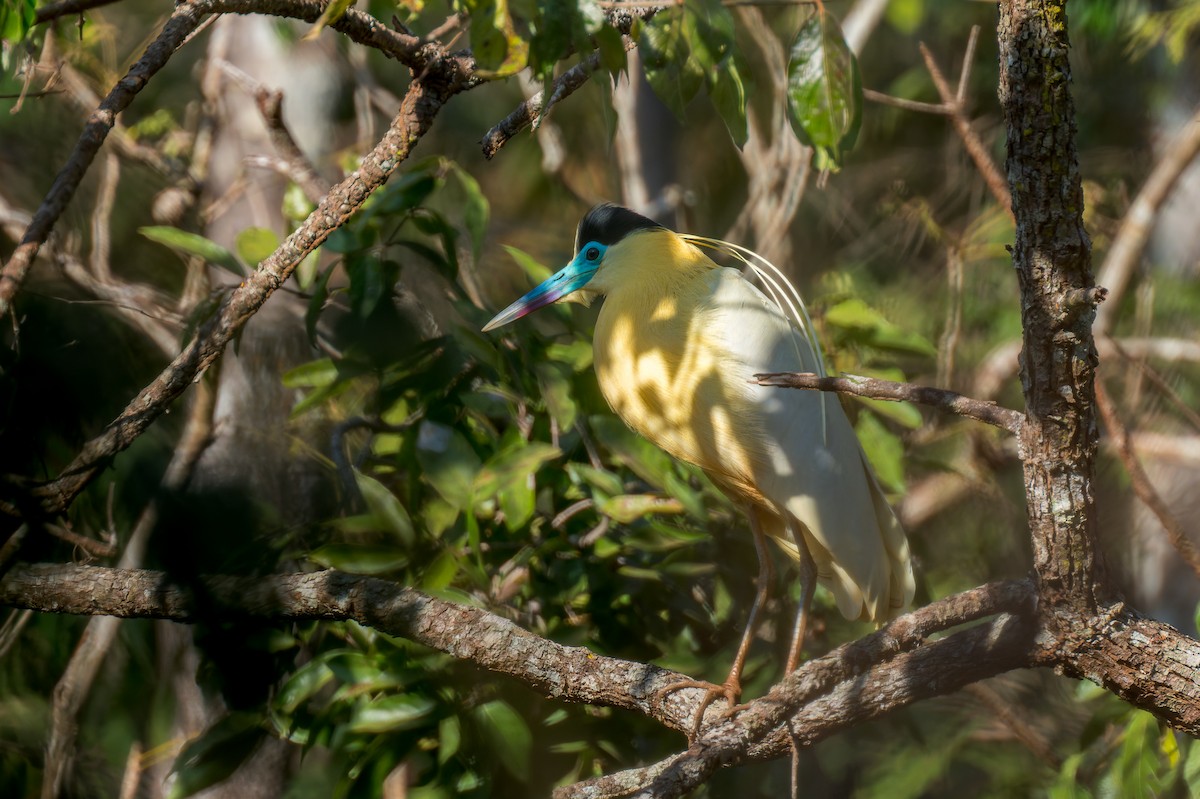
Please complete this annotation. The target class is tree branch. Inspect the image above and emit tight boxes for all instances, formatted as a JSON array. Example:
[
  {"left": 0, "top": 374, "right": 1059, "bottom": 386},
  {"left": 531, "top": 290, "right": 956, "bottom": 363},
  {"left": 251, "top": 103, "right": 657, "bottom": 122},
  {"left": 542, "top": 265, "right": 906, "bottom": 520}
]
[
  {"left": 0, "top": 0, "right": 444, "bottom": 325},
  {"left": 1093, "top": 102, "right": 1200, "bottom": 336},
  {"left": 1094, "top": 381, "right": 1200, "bottom": 579},
  {"left": 5, "top": 2, "right": 477, "bottom": 517},
  {"left": 753, "top": 371, "right": 1025, "bottom": 434},
  {"left": 0, "top": 565, "right": 1035, "bottom": 745}
]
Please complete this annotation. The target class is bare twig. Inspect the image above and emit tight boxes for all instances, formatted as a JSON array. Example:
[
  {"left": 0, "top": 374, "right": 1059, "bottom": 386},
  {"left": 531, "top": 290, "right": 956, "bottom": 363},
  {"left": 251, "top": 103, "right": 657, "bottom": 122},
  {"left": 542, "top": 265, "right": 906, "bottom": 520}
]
[
  {"left": 863, "top": 88, "right": 954, "bottom": 116},
  {"left": 41, "top": 381, "right": 215, "bottom": 799},
  {"left": 213, "top": 59, "right": 331, "bottom": 203},
  {"left": 44, "top": 524, "right": 118, "bottom": 559},
  {"left": 252, "top": 86, "right": 331, "bottom": 203},
  {"left": 2, "top": 565, "right": 1036, "bottom": 748},
  {"left": 1095, "top": 381, "right": 1200, "bottom": 579},
  {"left": 964, "top": 683, "right": 1061, "bottom": 768},
  {"left": 482, "top": 52, "right": 605, "bottom": 160},
  {"left": 0, "top": 0, "right": 441, "bottom": 324},
  {"left": 1093, "top": 103, "right": 1200, "bottom": 336},
  {"left": 754, "top": 371, "right": 1025, "bottom": 433},
  {"left": 919, "top": 36, "right": 1012, "bottom": 214},
  {"left": 15, "top": 3, "right": 475, "bottom": 516},
  {"left": 34, "top": 0, "right": 124, "bottom": 25},
  {"left": 0, "top": 525, "right": 30, "bottom": 577},
  {"left": 0, "top": 608, "right": 33, "bottom": 659}
]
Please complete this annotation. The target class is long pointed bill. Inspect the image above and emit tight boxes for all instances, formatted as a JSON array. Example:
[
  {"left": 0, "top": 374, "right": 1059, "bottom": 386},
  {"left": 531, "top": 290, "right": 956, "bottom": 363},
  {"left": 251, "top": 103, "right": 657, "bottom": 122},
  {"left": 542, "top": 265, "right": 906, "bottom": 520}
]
[{"left": 482, "top": 254, "right": 598, "bottom": 332}]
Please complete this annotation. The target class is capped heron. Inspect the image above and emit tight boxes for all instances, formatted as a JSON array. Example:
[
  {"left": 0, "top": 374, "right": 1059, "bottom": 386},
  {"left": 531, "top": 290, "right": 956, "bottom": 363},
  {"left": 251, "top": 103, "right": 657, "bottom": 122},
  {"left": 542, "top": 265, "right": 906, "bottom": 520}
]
[{"left": 484, "top": 203, "right": 914, "bottom": 706}]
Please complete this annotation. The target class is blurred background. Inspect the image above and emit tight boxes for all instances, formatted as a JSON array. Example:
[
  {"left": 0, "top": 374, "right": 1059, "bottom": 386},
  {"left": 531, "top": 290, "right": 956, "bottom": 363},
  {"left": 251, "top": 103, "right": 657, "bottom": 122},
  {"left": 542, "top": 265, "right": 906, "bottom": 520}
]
[{"left": 2, "top": 0, "right": 1200, "bottom": 796}]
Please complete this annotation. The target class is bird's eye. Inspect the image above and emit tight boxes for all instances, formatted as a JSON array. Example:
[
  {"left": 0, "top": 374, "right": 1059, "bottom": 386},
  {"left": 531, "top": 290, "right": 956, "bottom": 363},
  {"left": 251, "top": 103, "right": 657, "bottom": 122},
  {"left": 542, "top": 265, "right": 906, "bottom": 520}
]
[{"left": 585, "top": 246, "right": 600, "bottom": 261}]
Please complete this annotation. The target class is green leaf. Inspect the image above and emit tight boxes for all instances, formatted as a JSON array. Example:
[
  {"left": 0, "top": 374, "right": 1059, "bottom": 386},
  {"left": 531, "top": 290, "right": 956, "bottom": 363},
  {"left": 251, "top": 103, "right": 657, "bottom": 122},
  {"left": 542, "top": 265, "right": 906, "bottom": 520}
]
[
  {"left": 308, "top": 543, "right": 408, "bottom": 574},
  {"left": 857, "top": 396, "right": 923, "bottom": 429},
  {"left": 140, "top": 226, "right": 246, "bottom": 277},
  {"left": 276, "top": 659, "right": 336, "bottom": 714},
  {"left": 568, "top": 464, "right": 624, "bottom": 498},
  {"left": 421, "top": 547, "right": 461, "bottom": 590},
  {"left": 282, "top": 358, "right": 338, "bottom": 388},
  {"left": 451, "top": 164, "right": 489, "bottom": 260},
  {"left": 345, "top": 253, "right": 397, "bottom": 319},
  {"left": 825, "top": 297, "right": 936, "bottom": 356},
  {"left": 235, "top": 226, "right": 280, "bottom": 267},
  {"left": 598, "top": 495, "right": 686, "bottom": 524},
  {"left": 639, "top": 7, "right": 706, "bottom": 120},
  {"left": 282, "top": 182, "right": 314, "bottom": 224},
  {"left": 410, "top": 211, "right": 460, "bottom": 282},
  {"left": 0, "top": 0, "right": 36, "bottom": 45},
  {"left": 347, "top": 694, "right": 435, "bottom": 734},
  {"left": 474, "top": 442, "right": 561, "bottom": 499},
  {"left": 685, "top": 0, "right": 748, "bottom": 147},
  {"left": 855, "top": 411, "right": 905, "bottom": 494},
  {"left": 305, "top": 265, "right": 335, "bottom": 343},
  {"left": 502, "top": 245, "right": 552, "bottom": 284},
  {"left": 473, "top": 700, "right": 531, "bottom": 781},
  {"left": 595, "top": 25, "right": 628, "bottom": 76},
  {"left": 535, "top": 361, "right": 578, "bottom": 429},
  {"left": 168, "top": 714, "right": 264, "bottom": 799},
  {"left": 439, "top": 715, "right": 462, "bottom": 765},
  {"left": 786, "top": 9, "right": 863, "bottom": 171},
  {"left": 467, "top": 0, "right": 529, "bottom": 79},
  {"left": 354, "top": 471, "right": 415, "bottom": 544},
  {"left": 416, "top": 422, "right": 482, "bottom": 511},
  {"left": 302, "top": 0, "right": 354, "bottom": 40}
]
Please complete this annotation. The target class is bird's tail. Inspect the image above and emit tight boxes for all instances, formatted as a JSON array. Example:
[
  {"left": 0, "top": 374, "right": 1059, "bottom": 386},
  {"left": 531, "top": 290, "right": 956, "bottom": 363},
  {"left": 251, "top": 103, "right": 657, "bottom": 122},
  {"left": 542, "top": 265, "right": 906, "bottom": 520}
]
[{"left": 764, "top": 462, "right": 914, "bottom": 624}]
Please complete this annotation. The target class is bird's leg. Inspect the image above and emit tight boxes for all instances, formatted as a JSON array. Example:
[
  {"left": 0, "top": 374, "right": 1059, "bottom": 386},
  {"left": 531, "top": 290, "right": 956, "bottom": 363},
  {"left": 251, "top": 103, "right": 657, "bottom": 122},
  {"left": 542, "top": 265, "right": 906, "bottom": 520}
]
[
  {"left": 786, "top": 524, "right": 817, "bottom": 673},
  {"left": 654, "top": 512, "right": 775, "bottom": 735},
  {"left": 785, "top": 521, "right": 818, "bottom": 799},
  {"left": 722, "top": 517, "right": 774, "bottom": 699}
]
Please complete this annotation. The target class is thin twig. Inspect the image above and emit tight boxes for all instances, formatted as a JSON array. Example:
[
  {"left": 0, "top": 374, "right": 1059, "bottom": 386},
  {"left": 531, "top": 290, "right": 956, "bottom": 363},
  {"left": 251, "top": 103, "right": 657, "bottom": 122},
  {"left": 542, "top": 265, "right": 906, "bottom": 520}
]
[
  {"left": 1095, "top": 381, "right": 1200, "bottom": 579},
  {"left": 34, "top": 0, "right": 124, "bottom": 25},
  {"left": 919, "top": 37, "right": 1012, "bottom": 214},
  {"left": 863, "top": 88, "right": 953, "bottom": 116},
  {"left": 0, "top": 0, "right": 438, "bottom": 324},
  {"left": 1106, "top": 337, "right": 1200, "bottom": 433},
  {"left": 41, "top": 380, "right": 214, "bottom": 799},
  {"left": 44, "top": 524, "right": 118, "bottom": 559},
  {"left": 964, "top": 683, "right": 1061, "bottom": 768},
  {"left": 558, "top": 582, "right": 1037, "bottom": 799},
  {"left": 16, "top": 3, "right": 474, "bottom": 517},
  {"left": 482, "top": 52, "right": 605, "bottom": 160},
  {"left": 213, "top": 59, "right": 331, "bottom": 203},
  {"left": 1093, "top": 103, "right": 1200, "bottom": 336},
  {"left": 754, "top": 371, "right": 1024, "bottom": 434}
]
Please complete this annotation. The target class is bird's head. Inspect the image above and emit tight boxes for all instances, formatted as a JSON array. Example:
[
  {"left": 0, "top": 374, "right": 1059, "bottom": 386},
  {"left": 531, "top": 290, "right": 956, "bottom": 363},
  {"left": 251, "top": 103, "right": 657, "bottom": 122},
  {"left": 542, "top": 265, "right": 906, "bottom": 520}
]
[{"left": 482, "top": 203, "right": 663, "bottom": 332}]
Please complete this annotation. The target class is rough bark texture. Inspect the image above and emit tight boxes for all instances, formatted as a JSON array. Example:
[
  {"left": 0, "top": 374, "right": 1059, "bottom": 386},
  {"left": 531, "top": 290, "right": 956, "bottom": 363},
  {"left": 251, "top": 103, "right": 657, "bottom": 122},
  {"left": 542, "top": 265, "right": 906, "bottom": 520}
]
[
  {"left": 999, "top": 0, "right": 1104, "bottom": 611},
  {"left": 1000, "top": 0, "right": 1200, "bottom": 737}
]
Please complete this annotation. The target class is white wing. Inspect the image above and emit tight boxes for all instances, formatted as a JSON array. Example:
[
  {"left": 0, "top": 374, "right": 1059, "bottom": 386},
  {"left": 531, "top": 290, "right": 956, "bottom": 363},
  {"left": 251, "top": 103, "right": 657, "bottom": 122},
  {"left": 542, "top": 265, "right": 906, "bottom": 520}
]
[{"left": 700, "top": 267, "right": 915, "bottom": 622}]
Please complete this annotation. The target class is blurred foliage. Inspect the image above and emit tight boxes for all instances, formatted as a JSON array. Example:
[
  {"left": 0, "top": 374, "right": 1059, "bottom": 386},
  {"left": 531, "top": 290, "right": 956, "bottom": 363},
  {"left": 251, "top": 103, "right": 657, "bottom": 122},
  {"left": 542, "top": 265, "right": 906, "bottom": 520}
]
[{"left": 2, "top": 0, "right": 1200, "bottom": 798}]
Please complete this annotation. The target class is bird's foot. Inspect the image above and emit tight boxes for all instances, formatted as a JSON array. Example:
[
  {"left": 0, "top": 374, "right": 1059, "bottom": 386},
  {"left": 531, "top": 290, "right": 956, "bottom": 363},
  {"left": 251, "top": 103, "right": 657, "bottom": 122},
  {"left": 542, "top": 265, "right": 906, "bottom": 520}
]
[{"left": 654, "top": 676, "right": 742, "bottom": 739}]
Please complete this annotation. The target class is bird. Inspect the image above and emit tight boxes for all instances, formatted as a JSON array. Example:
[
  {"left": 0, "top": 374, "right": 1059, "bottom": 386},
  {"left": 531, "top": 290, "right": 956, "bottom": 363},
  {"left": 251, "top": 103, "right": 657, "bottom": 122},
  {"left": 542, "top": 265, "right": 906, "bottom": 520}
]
[{"left": 483, "top": 203, "right": 914, "bottom": 710}]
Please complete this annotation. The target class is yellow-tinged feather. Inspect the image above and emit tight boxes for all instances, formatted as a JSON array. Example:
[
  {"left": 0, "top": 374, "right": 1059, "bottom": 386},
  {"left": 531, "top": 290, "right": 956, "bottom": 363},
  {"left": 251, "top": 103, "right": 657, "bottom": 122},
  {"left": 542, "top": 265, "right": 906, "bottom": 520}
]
[{"left": 587, "top": 228, "right": 915, "bottom": 624}]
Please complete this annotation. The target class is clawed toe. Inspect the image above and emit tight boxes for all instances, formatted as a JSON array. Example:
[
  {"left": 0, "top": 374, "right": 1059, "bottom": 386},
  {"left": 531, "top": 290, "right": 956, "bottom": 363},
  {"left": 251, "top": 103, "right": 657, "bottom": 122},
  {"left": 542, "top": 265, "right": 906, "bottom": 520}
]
[{"left": 654, "top": 676, "right": 743, "bottom": 739}]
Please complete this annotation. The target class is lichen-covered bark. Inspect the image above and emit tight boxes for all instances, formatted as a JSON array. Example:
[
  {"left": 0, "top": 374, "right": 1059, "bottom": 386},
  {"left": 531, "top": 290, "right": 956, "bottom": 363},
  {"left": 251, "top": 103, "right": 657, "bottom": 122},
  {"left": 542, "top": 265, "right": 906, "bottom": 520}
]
[
  {"left": 999, "top": 0, "right": 1105, "bottom": 611},
  {"left": 999, "top": 0, "right": 1200, "bottom": 734}
]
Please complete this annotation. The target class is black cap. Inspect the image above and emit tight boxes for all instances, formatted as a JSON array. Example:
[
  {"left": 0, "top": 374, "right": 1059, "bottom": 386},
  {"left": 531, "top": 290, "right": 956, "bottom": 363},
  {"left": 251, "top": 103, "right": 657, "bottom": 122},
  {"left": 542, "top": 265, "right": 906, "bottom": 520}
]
[{"left": 575, "top": 203, "right": 666, "bottom": 254}]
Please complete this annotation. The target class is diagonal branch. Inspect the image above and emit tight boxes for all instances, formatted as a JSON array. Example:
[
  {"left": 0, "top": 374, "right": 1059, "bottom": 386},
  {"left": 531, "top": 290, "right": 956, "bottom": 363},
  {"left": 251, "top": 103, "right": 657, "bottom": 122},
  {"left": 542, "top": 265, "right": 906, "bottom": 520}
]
[
  {"left": 0, "top": 564, "right": 1034, "bottom": 743},
  {"left": 0, "top": 0, "right": 442, "bottom": 325},
  {"left": 24, "top": 70, "right": 467, "bottom": 516},
  {"left": 1094, "top": 381, "right": 1200, "bottom": 579},
  {"left": 754, "top": 371, "right": 1025, "bottom": 433},
  {"left": 1092, "top": 103, "right": 1200, "bottom": 336}
]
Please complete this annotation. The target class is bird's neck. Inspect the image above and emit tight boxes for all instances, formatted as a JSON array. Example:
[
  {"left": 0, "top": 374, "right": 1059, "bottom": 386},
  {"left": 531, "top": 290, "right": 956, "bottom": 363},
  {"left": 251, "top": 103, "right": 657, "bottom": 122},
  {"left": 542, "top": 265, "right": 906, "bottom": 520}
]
[{"left": 590, "top": 231, "right": 714, "bottom": 303}]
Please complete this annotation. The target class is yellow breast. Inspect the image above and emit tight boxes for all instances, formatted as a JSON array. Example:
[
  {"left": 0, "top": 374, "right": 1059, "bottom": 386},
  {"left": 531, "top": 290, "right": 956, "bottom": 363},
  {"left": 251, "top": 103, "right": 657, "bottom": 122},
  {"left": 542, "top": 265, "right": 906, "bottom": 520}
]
[{"left": 590, "top": 233, "right": 763, "bottom": 502}]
